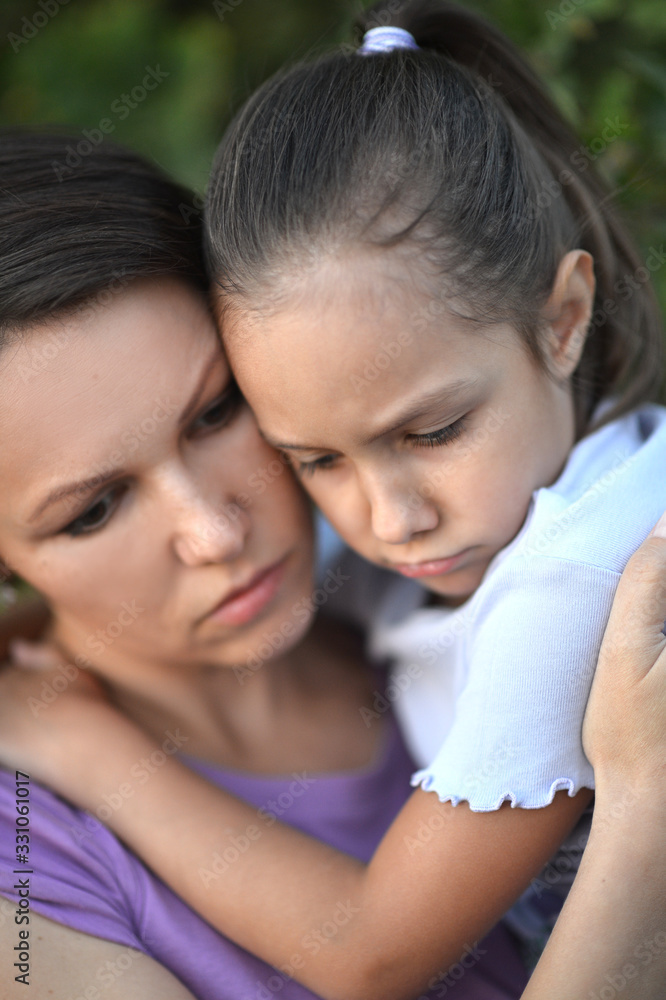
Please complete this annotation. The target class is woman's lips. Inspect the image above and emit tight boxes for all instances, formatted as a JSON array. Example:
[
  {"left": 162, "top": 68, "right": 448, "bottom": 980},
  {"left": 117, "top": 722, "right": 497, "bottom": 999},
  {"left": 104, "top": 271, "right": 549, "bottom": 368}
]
[
  {"left": 205, "top": 558, "right": 288, "bottom": 627},
  {"left": 391, "top": 550, "right": 469, "bottom": 578}
]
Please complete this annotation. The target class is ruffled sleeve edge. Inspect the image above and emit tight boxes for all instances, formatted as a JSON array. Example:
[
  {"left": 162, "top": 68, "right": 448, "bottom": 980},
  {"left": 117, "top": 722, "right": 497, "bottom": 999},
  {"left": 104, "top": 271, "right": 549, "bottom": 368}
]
[{"left": 410, "top": 771, "right": 595, "bottom": 812}]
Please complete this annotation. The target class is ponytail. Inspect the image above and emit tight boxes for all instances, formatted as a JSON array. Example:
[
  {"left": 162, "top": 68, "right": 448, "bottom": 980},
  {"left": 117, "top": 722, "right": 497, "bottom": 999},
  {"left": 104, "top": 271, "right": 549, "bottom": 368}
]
[{"left": 208, "top": 0, "right": 663, "bottom": 433}]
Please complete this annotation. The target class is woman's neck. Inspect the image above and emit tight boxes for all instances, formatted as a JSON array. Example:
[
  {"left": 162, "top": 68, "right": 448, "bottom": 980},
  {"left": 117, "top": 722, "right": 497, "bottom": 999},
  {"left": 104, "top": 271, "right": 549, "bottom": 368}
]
[{"left": 51, "top": 614, "right": 382, "bottom": 774}]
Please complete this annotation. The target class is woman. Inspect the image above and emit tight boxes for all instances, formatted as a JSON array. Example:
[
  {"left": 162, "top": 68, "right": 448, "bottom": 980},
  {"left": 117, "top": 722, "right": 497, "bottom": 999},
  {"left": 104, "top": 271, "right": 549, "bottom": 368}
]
[{"left": 0, "top": 131, "right": 664, "bottom": 1000}]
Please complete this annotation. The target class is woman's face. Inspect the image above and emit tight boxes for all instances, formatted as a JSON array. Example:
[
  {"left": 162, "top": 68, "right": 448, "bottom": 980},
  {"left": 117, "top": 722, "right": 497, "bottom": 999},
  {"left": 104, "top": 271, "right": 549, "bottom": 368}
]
[{"left": 0, "top": 279, "right": 314, "bottom": 671}]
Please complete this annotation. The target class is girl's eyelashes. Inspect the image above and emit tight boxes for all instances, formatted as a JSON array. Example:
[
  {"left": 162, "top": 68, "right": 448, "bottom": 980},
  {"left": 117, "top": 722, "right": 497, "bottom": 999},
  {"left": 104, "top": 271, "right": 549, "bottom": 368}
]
[
  {"left": 408, "top": 416, "right": 467, "bottom": 448},
  {"left": 292, "top": 416, "right": 468, "bottom": 477},
  {"left": 189, "top": 379, "right": 244, "bottom": 437},
  {"left": 293, "top": 453, "right": 338, "bottom": 478},
  {"left": 63, "top": 484, "right": 127, "bottom": 538}
]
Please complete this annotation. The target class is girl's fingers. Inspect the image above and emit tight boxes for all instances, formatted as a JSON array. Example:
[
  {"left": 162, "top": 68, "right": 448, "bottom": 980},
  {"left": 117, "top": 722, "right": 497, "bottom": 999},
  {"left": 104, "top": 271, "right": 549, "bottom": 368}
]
[{"left": 7, "top": 639, "right": 64, "bottom": 671}]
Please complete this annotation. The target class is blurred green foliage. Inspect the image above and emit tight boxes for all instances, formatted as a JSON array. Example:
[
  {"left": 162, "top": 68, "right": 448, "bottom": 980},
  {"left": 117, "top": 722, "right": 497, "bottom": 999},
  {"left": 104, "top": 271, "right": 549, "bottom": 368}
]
[{"left": 0, "top": 0, "right": 664, "bottom": 306}]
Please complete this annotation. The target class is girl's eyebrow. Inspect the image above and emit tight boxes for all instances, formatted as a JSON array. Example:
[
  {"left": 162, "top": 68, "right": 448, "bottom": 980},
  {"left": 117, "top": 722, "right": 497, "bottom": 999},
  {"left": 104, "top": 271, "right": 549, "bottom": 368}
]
[
  {"left": 260, "top": 376, "right": 480, "bottom": 453},
  {"left": 259, "top": 431, "right": 313, "bottom": 452},
  {"left": 366, "top": 376, "right": 480, "bottom": 442}
]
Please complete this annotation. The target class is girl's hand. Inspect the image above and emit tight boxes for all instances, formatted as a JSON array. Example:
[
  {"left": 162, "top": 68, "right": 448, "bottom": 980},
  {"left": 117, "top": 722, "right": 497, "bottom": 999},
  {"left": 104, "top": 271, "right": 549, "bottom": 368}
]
[
  {"left": 583, "top": 512, "right": 666, "bottom": 800},
  {"left": 0, "top": 641, "right": 148, "bottom": 803}
]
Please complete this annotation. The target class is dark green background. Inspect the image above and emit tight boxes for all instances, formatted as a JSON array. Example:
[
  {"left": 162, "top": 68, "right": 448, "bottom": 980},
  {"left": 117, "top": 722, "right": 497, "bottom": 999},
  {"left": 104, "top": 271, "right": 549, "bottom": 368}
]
[{"left": 1, "top": 0, "right": 664, "bottom": 306}]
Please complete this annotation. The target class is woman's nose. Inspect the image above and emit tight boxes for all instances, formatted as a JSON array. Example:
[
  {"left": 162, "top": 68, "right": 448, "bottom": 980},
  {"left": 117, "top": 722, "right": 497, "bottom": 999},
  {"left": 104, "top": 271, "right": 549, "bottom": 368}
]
[{"left": 168, "top": 478, "right": 250, "bottom": 567}]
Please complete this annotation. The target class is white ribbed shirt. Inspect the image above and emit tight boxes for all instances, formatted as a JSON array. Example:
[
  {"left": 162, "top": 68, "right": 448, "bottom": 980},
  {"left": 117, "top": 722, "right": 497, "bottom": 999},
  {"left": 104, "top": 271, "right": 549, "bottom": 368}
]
[{"left": 321, "top": 404, "right": 666, "bottom": 811}]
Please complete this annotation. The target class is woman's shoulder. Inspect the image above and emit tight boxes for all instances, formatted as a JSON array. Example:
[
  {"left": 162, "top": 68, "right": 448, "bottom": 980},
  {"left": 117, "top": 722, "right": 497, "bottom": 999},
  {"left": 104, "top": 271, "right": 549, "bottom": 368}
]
[{"left": 0, "top": 765, "right": 152, "bottom": 958}]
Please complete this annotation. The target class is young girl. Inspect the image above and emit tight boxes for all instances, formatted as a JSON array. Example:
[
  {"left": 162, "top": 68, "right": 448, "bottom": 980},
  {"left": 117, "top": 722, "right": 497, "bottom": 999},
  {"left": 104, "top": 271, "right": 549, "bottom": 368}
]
[{"left": 2, "top": 2, "right": 665, "bottom": 997}]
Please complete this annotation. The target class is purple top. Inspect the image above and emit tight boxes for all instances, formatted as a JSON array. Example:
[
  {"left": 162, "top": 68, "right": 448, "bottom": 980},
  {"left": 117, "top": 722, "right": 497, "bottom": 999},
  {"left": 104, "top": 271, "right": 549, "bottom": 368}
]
[{"left": 0, "top": 716, "right": 527, "bottom": 998}]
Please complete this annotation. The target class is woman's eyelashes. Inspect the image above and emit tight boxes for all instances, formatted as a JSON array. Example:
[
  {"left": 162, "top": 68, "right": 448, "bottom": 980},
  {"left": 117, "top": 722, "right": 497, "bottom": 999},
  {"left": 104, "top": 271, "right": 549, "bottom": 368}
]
[
  {"left": 64, "top": 484, "right": 127, "bottom": 537},
  {"left": 293, "top": 416, "right": 468, "bottom": 477},
  {"left": 189, "top": 380, "right": 244, "bottom": 437},
  {"left": 61, "top": 383, "right": 245, "bottom": 538}
]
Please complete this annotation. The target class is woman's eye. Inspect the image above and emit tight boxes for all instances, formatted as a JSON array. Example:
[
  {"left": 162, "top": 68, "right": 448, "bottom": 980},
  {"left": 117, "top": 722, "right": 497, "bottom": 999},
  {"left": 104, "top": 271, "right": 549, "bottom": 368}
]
[
  {"left": 63, "top": 485, "right": 125, "bottom": 538},
  {"left": 409, "top": 416, "right": 467, "bottom": 449},
  {"left": 190, "top": 382, "right": 243, "bottom": 436}
]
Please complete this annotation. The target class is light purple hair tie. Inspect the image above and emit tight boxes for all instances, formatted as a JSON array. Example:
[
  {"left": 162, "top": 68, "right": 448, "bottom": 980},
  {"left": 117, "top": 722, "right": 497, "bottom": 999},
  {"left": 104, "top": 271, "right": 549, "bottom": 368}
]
[{"left": 358, "top": 26, "right": 420, "bottom": 56}]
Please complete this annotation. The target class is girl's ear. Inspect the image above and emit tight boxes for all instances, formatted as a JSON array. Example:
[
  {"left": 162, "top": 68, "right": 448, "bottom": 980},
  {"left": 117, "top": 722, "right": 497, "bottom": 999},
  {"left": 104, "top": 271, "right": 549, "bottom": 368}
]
[{"left": 541, "top": 250, "right": 595, "bottom": 380}]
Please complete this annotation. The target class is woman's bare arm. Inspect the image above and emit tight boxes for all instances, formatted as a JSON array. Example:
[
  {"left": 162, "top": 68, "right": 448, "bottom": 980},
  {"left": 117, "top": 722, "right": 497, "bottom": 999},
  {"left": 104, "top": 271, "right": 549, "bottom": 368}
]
[{"left": 0, "top": 906, "right": 197, "bottom": 1000}]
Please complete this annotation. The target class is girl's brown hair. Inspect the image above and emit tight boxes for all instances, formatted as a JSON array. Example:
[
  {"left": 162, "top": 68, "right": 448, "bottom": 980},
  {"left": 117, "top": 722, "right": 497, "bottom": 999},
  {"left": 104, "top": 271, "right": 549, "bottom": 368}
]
[{"left": 206, "top": 0, "right": 663, "bottom": 434}]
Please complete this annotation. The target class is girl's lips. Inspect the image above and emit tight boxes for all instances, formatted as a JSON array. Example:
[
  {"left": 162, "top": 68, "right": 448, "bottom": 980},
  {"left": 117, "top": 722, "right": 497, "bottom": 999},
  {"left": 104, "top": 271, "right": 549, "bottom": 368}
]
[
  {"left": 206, "top": 558, "right": 288, "bottom": 627},
  {"left": 392, "top": 550, "right": 469, "bottom": 578}
]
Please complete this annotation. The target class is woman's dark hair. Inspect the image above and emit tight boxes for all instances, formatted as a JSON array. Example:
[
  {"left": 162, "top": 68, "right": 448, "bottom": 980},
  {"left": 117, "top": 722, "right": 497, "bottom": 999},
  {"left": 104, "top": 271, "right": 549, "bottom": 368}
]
[
  {"left": 206, "top": 0, "right": 663, "bottom": 434},
  {"left": 0, "top": 128, "right": 206, "bottom": 341}
]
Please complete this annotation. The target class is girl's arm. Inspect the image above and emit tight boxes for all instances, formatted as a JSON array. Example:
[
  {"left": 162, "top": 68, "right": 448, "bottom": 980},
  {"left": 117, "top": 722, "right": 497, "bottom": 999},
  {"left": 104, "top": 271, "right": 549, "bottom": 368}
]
[{"left": 0, "top": 651, "right": 590, "bottom": 1000}]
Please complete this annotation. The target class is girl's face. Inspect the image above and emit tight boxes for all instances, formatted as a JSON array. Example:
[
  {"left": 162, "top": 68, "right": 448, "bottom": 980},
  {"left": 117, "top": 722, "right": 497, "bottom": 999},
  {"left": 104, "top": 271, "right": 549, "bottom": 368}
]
[
  {"left": 221, "top": 250, "right": 590, "bottom": 603},
  {"left": 0, "top": 280, "right": 314, "bottom": 670}
]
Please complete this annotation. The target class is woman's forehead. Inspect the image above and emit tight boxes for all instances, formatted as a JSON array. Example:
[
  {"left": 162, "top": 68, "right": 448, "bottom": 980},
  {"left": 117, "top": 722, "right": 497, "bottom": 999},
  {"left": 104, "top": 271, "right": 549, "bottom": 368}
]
[{"left": 0, "top": 282, "right": 224, "bottom": 526}]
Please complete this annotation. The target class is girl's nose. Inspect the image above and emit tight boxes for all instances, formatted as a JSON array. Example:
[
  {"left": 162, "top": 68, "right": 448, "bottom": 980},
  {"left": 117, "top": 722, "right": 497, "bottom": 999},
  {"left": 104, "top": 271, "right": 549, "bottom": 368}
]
[{"left": 364, "top": 473, "right": 439, "bottom": 545}]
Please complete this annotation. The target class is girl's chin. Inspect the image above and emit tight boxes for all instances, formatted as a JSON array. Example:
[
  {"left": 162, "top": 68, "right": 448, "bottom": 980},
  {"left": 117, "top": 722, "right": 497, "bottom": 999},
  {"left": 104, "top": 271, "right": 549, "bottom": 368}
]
[{"left": 419, "top": 562, "right": 489, "bottom": 604}]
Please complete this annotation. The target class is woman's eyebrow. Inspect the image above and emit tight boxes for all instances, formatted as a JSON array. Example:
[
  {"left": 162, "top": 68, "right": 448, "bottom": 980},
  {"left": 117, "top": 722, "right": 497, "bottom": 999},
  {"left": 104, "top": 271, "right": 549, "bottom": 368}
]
[
  {"left": 28, "top": 348, "right": 224, "bottom": 524},
  {"left": 28, "top": 470, "right": 121, "bottom": 524}
]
